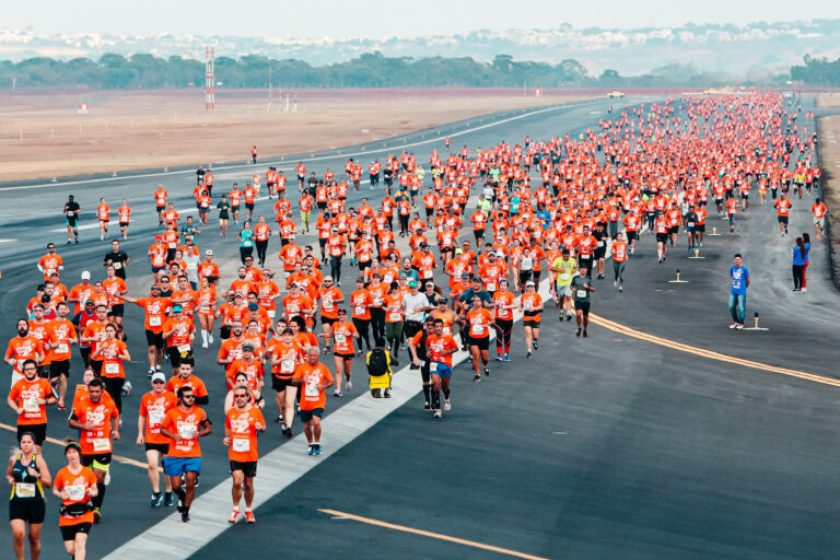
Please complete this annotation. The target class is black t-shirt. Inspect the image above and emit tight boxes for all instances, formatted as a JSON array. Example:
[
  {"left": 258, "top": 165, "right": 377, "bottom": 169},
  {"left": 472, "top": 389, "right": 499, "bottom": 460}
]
[
  {"left": 64, "top": 202, "right": 80, "bottom": 218},
  {"left": 104, "top": 250, "right": 129, "bottom": 279}
]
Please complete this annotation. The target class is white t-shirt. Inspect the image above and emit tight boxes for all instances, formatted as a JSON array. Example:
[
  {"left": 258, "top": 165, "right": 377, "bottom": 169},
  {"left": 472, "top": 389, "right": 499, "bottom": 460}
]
[{"left": 402, "top": 292, "right": 430, "bottom": 322}]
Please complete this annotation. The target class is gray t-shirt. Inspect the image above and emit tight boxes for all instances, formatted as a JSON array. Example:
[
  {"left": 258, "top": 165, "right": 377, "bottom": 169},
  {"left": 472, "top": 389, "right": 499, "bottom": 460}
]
[
  {"left": 570, "top": 275, "right": 591, "bottom": 302},
  {"left": 403, "top": 292, "right": 430, "bottom": 322}
]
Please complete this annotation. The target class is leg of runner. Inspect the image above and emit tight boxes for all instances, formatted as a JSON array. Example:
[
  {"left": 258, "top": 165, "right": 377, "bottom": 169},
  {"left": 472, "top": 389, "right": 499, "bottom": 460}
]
[
  {"left": 524, "top": 325, "right": 533, "bottom": 359},
  {"left": 229, "top": 468, "right": 244, "bottom": 523},
  {"left": 333, "top": 355, "right": 344, "bottom": 397},
  {"left": 283, "top": 386, "right": 297, "bottom": 437}
]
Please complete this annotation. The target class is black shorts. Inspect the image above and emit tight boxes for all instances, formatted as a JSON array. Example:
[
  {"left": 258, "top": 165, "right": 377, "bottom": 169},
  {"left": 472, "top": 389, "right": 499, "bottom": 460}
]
[
  {"left": 145, "top": 330, "right": 164, "bottom": 349},
  {"left": 66, "top": 217, "right": 78, "bottom": 227},
  {"left": 144, "top": 442, "right": 169, "bottom": 454},
  {"left": 119, "top": 221, "right": 130, "bottom": 228},
  {"left": 9, "top": 498, "right": 45, "bottom": 523},
  {"left": 574, "top": 301, "right": 591, "bottom": 314},
  {"left": 90, "top": 360, "right": 102, "bottom": 376},
  {"left": 108, "top": 304, "right": 125, "bottom": 318},
  {"left": 425, "top": 208, "right": 434, "bottom": 216},
  {"left": 230, "top": 461, "right": 257, "bottom": 478},
  {"left": 319, "top": 238, "right": 327, "bottom": 247},
  {"left": 272, "top": 376, "right": 294, "bottom": 392},
  {"left": 317, "top": 202, "right": 328, "bottom": 210},
  {"left": 594, "top": 248, "right": 606, "bottom": 260},
  {"left": 61, "top": 522, "right": 92, "bottom": 542},
  {"left": 299, "top": 408, "right": 324, "bottom": 423},
  {"left": 440, "top": 246, "right": 453, "bottom": 255},
  {"left": 359, "top": 260, "right": 371, "bottom": 271},
  {"left": 778, "top": 216, "right": 789, "bottom": 224},
  {"left": 695, "top": 224, "right": 706, "bottom": 233},
  {"left": 335, "top": 352, "right": 355, "bottom": 360},
  {"left": 626, "top": 231, "right": 638, "bottom": 241},
  {"left": 321, "top": 316, "right": 337, "bottom": 326},
  {"left": 246, "top": 203, "right": 255, "bottom": 211},
  {"left": 669, "top": 227, "right": 680, "bottom": 235},
  {"left": 220, "top": 325, "right": 231, "bottom": 340},
  {"left": 50, "top": 359, "right": 70, "bottom": 379},
  {"left": 81, "top": 453, "right": 112, "bottom": 469},
  {"left": 468, "top": 336, "right": 489, "bottom": 351},
  {"left": 656, "top": 233, "right": 668, "bottom": 243},
  {"left": 167, "top": 346, "right": 187, "bottom": 368},
  {"left": 522, "top": 320, "right": 541, "bottom": 329},
  {"left": 18, "top": 424, "right": 47, "bottom": 447}
]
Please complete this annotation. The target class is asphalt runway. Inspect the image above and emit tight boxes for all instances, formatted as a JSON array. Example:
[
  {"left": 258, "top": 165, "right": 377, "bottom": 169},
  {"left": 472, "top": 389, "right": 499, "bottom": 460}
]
[{"left": 1, "top": 94, "right": 838, "bottom": 559}]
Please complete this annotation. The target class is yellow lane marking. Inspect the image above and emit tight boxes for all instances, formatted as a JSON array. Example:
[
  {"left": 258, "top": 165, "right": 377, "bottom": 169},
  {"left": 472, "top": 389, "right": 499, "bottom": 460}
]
[
  {"left": 320, "top": 509, "right": 551, "bottom": 560},
  {"left": 0, "top": 422, "right": 153, "bottom": 470},
  {"left": 589, "top": 314, "right": 840, "bottom": 388}
]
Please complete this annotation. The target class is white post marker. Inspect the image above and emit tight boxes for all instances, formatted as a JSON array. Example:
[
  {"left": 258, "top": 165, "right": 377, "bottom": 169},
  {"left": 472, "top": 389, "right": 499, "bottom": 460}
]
[
  {"left": 709, "top": 226, "right": 722, "bottom": 236},
  {"left": 742, "top": 312, "right": 769, "bottom": 332},
  {"left": 668, "top": 268, "right": 689, "bottom": 284}
]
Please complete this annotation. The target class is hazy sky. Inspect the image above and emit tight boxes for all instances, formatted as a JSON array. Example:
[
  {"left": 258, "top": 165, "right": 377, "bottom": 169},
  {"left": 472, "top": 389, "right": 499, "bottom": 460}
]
[{"left": 7, "top": 0, "right": 840, "bottom": 37}]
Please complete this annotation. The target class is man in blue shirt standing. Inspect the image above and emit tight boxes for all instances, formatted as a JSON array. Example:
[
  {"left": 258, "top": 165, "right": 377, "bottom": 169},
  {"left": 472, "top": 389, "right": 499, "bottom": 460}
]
[{"left": 728, "top": 253, "right": 750, "bottom": 330}]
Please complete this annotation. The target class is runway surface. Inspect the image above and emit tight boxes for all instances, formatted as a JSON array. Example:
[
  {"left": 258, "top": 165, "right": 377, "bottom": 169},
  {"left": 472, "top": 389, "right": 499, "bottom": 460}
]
[{"left": 1, "top": 94, "right": 838, "bottom": 560}]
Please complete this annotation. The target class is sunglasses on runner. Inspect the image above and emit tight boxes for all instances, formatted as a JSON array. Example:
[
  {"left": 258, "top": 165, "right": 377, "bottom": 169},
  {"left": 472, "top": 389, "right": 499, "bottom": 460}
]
[
  {"left": 152, "top": 380, "right": 165, "bottom": 384},
  {"left": 182, "top": 394, "right": 195, "bottom": 400}
]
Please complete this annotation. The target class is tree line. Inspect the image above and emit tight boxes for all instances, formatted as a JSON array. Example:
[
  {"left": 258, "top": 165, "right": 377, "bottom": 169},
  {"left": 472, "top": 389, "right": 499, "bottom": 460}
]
[
  {"left": 791, "top": 55, "right": 840, "bottom": 86},
  {"left": 0, "top": 51, "right": 791, "bottom": 90}
]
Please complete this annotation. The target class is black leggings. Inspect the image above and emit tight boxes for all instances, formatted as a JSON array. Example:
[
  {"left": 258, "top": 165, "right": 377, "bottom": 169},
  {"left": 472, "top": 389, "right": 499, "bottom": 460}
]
[
  {"left": 103, "top": 377, "right": 124, "bottom": 413},
  {"left": 494, "top": 319, "right": 512, "bottom": 354},
  {"left": 353, "top": 318, "right": 371, "bottom": 351},
  {"left": 370, "top": 308, "right": 386, "bottom": 346},
  {"left": 239, "top": 245, "right": 253, "bottom": 264},
  {"left": 255, "top": 240, "right": 268, "bottom": 264},
  {"left": 792, "top": 264, "right": 804, "bottom": 290},
  {"left": 330, "top": 255, "right": 343, "bottom": 284}
]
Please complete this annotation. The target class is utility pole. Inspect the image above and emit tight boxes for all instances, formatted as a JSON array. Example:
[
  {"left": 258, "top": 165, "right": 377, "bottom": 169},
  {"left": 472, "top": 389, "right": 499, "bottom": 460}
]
[{"left": 205, "top": 45, "right": 215, "bottom": 111}]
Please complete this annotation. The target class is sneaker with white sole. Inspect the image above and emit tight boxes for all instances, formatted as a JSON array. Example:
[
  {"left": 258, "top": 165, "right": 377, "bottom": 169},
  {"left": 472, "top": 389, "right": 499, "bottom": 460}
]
[
  {"left": 443, "top": 399, "right": 451, "bottom": 411},
  {"left": 433, "top": 410, "right": 442, "bottom": 418},
  {"left": 346, "top": 379, "right": 353, "bottom": 392},
  {"left": 228, "top": 509, "right": 240, "bottom": 524}
]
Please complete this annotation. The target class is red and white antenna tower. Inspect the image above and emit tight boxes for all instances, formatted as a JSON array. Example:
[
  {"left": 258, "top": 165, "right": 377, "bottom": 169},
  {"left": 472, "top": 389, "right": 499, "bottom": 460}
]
[{"left": 205, "top": 45, "right": 215, "bottom": 111}]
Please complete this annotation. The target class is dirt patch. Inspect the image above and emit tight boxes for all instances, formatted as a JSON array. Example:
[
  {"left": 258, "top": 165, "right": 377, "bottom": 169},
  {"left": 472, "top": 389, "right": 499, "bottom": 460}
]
[
  {"left": 0, "top": 88, "right": 597, "bottom": 182},
  {"left": 817, "top": 93, "right": 840, "bottom": 108},
  {"left": 817, "top": 114, "right": 840, "bottom": 288}
]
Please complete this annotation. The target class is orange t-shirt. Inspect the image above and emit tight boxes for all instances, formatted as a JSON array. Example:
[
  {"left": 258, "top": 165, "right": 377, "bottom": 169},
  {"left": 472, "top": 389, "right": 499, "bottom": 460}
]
[
  {"left": 466, "top": 308, "right": 493, "bottom": 339},
  {"left": 350, "top": 289, "right": 372, "bottom": 320},
  {"left": 163, "top": 316, "right": 194, "bottom": 349},
  {"left": 225, "top": 406, "right": 266, "bottom": 463},
  {"left": 136, "top": 297, "right": 173, "bottom": 333},
  {"left": 521, "top": 293, "right": 543, "bottom": 322},
  {"left": 139, "top": 390, "right": 178, "bottom": 445},
  {"left": 493, "top": 290, "right": 516, "bottom": 321},
  {"left": 54, "top": 466, "right": 98, "bottom": 526},
  {"left": 331, "top": 321, "right": 358, "bottom": 354},
  {"left": 73, "top": 398, "right": 119, "bottom": 455},
  {"left": 426, "top": 334, "right": 458, "bottom": 366},
  {"left": 292, "top": 362, "right": 334, "bottom": 411},
  {"left": 98, "top": 339, "right": 128, "bottom": 379},
  {"left": 46, "top": 318, "right": 76, "bottom": 363},
  {"left": 9, "top": 377, "right": 53, "bottom": 425},
  {"left": 162, "top": 406, "right": 209, "bottom": 458},
  {"left": 165, "top": 374, "right": 208, "bottom": 399}
]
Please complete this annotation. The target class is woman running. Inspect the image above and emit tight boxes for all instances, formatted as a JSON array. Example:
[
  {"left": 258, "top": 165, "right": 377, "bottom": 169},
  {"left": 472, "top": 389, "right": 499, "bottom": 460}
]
[
  {"left": 196, "top": 276, "right": 217, "bottom": 348},
  {"left": 217, "top": 194, "right": 231, "bottom": 237},
  {"left": 7, "top": 432, "right": 51, "bottom": 560},
  {"left": 239, "top": 221, "right": 255, "bottom": 264},
  {"left": 520, "top": 281, "right": 543, "bottom": 359},
  {"left": 53, "top": 441, "right": 98, "bottom": 560}
]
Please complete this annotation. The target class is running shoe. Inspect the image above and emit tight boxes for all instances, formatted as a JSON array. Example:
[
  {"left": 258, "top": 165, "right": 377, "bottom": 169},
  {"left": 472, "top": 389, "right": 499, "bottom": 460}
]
[
  {"left": 444, "top": 399, "right": 452, "bottom": 412},
  {"left": 495, "top": 354, "right": 504, "bottom": 362},
  {"left": 735, "top": 324, "right": 744, "bottom": 330},
  {"left": 433, "top": 410, "right": 442, "bottom": 418},
  {"left": 245, "top": 511, "right": 256, "bottom": 524},
  {"left": 503, "top": 353, "right": 511, "bottom": 362},
  {"left": 274, "top": 415, "right": 284, "bottom": 424},
  {"left": 729, "top": 323, "right": 737, "bottom": 329},
  {"left": 576, "top": 329, "right": 581, "bottom": 337},
  {"left": 346, "top": 379, "right": 353, "bottom": 392},
  {"left": 424, "top": 401, "right": 431, "bottom": 411},
  {"left": 333, "top": 390, "right": 343, "bottom": 398},
  {"left": 307, "top": 445, "right": 316, "bottom": 456},
  {"left": 181, "top": 512, "right": 190, "bottom": 523},
  {"left": 583, "top": 330, "right": 588, "bottom": 338},
  {"left": 164, "top": 493, "right": 176, "bottom": 508},
  {"left": 527, "top": 351, "right": 532, "bottom": 359},
  {"left": 473, "top": 374, "right": 481, "bottom": 382},
  {"left": 483, "top": 367, "right": 490, "bottom": 377},
  {"left": 533, "top": 341, "right": 538, "bottom": 350},
  {"left": 228, "top": 509, "right": 241, "bottom": 524},
  {"left": 151, "top": 494, "right": 164, "bottom": 508},
  {"left": 313, "top": 444, "right": 322, "bottom": 456}
]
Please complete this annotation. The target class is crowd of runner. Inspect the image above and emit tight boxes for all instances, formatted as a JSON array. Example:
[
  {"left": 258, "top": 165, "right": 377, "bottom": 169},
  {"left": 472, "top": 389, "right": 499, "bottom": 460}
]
[{"left": 3, "top": 92, "right": 824, "bottom": 559}]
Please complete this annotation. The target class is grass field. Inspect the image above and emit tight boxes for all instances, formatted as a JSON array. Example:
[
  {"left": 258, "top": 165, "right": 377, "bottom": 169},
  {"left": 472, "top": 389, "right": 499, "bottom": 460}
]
[{"left": 0, "top": 88, "right": 598, "bottom": 182}]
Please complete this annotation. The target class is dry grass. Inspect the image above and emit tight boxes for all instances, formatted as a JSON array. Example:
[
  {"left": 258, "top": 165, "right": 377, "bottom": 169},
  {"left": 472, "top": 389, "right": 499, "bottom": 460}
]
[
  {"left": 817, "top": 114, "right": 840, "bottom": 284},
  {"left": 0, "top": 88, "right": 595, "bottom": 182},
  {"left": 817, "top": 93, "right": 840, "bottom": 108}
]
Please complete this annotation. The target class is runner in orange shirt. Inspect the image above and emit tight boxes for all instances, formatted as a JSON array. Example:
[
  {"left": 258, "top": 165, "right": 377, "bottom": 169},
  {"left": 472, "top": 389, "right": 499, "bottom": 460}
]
[
  {"left": 326, "top": 309, "right": 359, "bottom": 397},
  {"left": 7, "top": 359, "right": 56, "bottom": 450},
  {"left": 90, "top": 323, "right": 130, "bottom": 413},
  {"left": 154, "top": 185, "right": 168, "bottom": 225},
  {"left": 120, "top": 285, "right": 172, "bottom": 375},
  {"left": 96, "top": 198, "right": 110, "bottom": 241},
  {"left": 318, "top": 276, "right": 344, "bottom": 354},
  {"left": 520, "top": 281, "right": 543, "bottom": 359},
  {"left": 811, "top": 197, "right": 827, "bottom": 240},
  {"left": 292, "top": 347, "right": 335, "bottom": 456},
  {"left": 67, "top": 378, "right": 119, "bottom": 524},
  {"left": 36, "top": 242, "right": 64, "bottom": 281},
  {"left": 162, "top": 305, "right": 195, "bottom": 373},
  {"left": 463, "top": 296, "right": 493, "bottom": 382},
  {"left": 52, "top": 441, "right": 98, "bottom": 560},
  {"left": 611, "top": 232, "right": 629, "bottom": 292},
  {"left": 5, "top": 319, "right": 45, "bottom": 387},
  {"left": 224, "top": 388, "right": 266, "bottom": 524},
  {"left": 253, "top": 216, "right": 272, "bottom": 267},
  {"left": 136, "top": 372, "right": 178, "bottom": 508},
  {"left": 491, "top": 279, "right": 516, "bottom": 362},
  {"left": 774, "top": 193, "right": 792, "bottom": 236},
  {"left": 161, "top": 386, "right": 212, "bottom": 523},
  {"left": 117, "top": 199, "right": 131, "bottom": 240},
  {"left": 426, "top": 318, "right": 459, "bottom": 418}
]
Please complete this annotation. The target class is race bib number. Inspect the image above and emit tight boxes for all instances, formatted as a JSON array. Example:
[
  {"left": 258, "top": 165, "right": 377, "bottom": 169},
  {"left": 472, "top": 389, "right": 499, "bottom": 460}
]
[
  {"left": 429, "top": 362, "right": 439, "bottom": 373},
  {"left": 23, "top": 398, "right": 40, "bottom": 414},
  {"left": 148, "top": 407, "right": 164, "bottom": 426},
  {"left": 104, "top": 362, "right": 120, "bottom": 375},
  {"left": 334, "top": 333, "right": 347, "bottom": 345},
  {"left": 149, "top": 316, "right": 162, "bottom": 327},
  {"left": 486, "top": 282, "right": 496, "bottom": 292},
  {"left": 280, "top": 359, "right": 294, "bottom": 373},
  {"left": 576, "top": 290, "right": 588, "bottom": 299},
  {"left": 15, "top": 483, "right": 36, "bottom": 498},
  {"left": 177, "top": 345, "right": 191, "bottom": 355},
  {"left": 66, "top": 485, "right": 85, "bottom": 502},
  {"left": 304, "top": 382, "right": 319, "bottom": 398},
  {"left": 232, "top": 438, "right": 250, "bottom": 453},
  {"left": 388, "top": 312, "right": 401, "bottom": 322},
  {"left": 179, "top": 426, "right": 196, "bottom": 441},
  {"left": 91, "top": 438, "right": 111, "bottom": 453},
  {"left": 598, "top": 240, "right": 605, "bottom": 247},
  {"left": 355, "top": 305, "right": 365, "bottom": 316},
  {"left": 560, "top": 273, "right": 570, "bottom": 281},
  {"left": 687, "top": 222, "right": 695, "bottom": 228},
  {"left": 469, "top": 325, "right": 485, "bottom": 336},
  {"left": 113, "top": 262, "right": 122, "bottom": 270},
  {"left": 57, "top": 343, "right": 70, "bottom": 354},
  {"left": 267, "top": 309, "right": 276, "bottom": 319}
]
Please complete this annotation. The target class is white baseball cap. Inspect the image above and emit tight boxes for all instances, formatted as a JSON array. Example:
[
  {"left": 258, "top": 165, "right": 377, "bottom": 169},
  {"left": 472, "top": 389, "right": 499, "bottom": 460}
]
[{"left": 81, "top": 271, "right": 91, "bottom": 280}]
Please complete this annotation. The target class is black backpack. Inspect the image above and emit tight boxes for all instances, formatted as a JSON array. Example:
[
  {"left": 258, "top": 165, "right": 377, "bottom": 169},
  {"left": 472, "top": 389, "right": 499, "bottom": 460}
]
[{"left": 367, "top": 348, "right": 389, "bottom": 377}]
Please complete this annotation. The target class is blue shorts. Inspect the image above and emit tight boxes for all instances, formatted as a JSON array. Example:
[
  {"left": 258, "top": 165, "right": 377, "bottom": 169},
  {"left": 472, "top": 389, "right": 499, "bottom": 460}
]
[
  {"left": 431, "top": 362, "right": 453, "bottom": 378},
  {"left": 163, "top": 456, "right": 202, "bottom": 477},
  {"left": 299, "top": 408, "right": 324, "bottom": 423}
]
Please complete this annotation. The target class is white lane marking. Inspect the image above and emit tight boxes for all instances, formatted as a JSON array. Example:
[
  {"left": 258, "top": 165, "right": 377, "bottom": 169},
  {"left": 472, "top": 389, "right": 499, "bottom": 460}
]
[
  {"left": 0, "top": 100, "right": 603, "bottom": 193},
  {"left": 0, "top": 238, "right": 18, "bottom": 246},
  {"left": 104, "top": 278, "right": 552, "bottom": 560}
]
